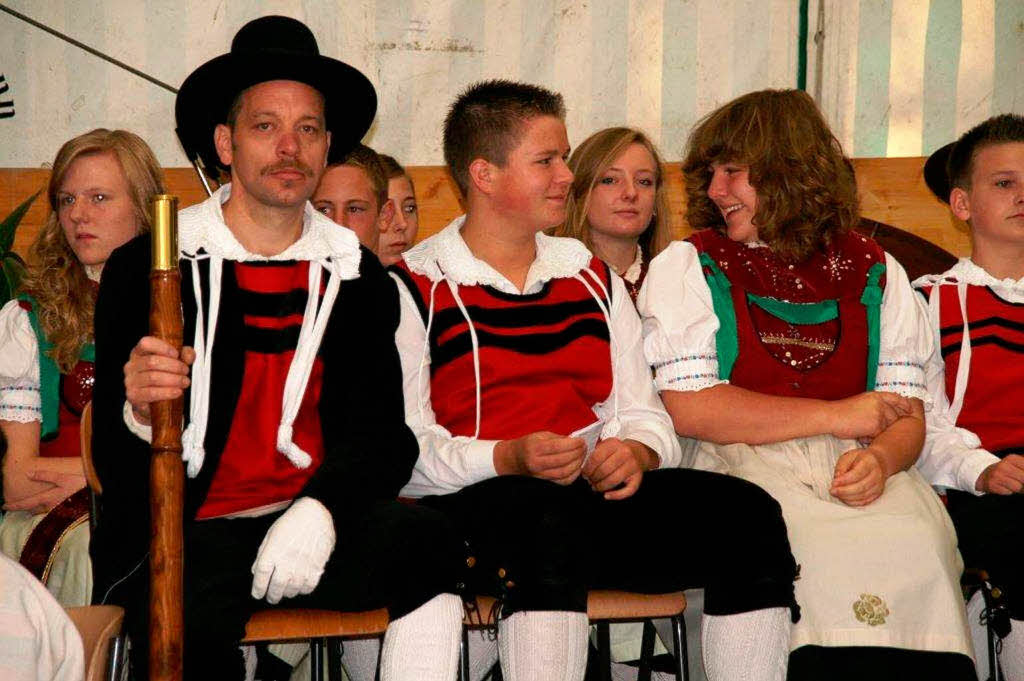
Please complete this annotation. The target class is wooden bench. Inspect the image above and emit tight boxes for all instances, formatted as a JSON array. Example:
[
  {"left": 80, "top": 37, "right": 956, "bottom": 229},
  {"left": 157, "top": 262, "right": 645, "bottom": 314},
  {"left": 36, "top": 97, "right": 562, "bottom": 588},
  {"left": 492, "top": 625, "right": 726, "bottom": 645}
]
[{"left": 0, "top": 158, "right": 971, "bottom": 261}]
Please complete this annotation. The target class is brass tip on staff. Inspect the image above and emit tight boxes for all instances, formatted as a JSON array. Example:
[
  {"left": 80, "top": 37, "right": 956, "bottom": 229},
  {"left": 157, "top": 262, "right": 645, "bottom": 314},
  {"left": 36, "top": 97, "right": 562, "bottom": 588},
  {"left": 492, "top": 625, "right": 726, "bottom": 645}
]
[{"left": 151, "top": 194, "right": 179, "bottom": 272}]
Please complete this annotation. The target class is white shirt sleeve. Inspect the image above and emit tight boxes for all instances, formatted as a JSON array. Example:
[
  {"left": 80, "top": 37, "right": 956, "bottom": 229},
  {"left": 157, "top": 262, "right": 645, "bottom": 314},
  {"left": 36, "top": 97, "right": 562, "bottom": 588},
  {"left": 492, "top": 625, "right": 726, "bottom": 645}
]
[
  {"left": 874, "top": 253, "right": 932, "bottom": 404},
  {"left": 598, "top": 274, "right": 684, "bottom": 469},
  {"left": 638, "top": 241, "right": 725, "bottom": 393},
  {"left": 915, "top": 285, "right": 999, "bottom": 494},
  {"left": 0, "top": 300, "right": 41, "bottom": 424},
  {"left": 390, "top": 272, "right": 500, "bottom": 497}
]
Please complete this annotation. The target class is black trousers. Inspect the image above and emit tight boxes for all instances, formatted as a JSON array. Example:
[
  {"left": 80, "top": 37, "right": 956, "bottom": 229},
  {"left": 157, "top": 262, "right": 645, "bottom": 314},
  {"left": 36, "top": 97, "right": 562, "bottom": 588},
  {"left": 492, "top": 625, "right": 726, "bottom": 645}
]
[
  {"left": 788, "top": 645, "right": 978, "bottom": 681},
  {"left": 420, "top": 468, "right": 800, "bottom": 620},
  {"left": 947, "top": 488, "right": 1024, "bottom": 620},
  {"left": 117, "top": 499, "right": 462, "bottom": 681}
]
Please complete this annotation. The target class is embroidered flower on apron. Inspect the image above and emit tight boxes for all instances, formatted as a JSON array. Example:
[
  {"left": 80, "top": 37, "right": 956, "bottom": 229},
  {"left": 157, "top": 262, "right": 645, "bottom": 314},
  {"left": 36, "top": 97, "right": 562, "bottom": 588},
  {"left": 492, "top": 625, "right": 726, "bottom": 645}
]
[{"left": 853, "top": 594, "right": 890, "bottom": 626}]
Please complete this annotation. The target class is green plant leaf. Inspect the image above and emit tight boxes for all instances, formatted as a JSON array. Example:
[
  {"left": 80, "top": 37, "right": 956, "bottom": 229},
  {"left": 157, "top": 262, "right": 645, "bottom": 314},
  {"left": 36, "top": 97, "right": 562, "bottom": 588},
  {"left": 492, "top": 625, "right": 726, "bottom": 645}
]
[
  {"left": 0, "top": 190, "right": 42, "bottom": 255},
  {"left": 0, "top": 253, "right": 26, "bottom": 307}
]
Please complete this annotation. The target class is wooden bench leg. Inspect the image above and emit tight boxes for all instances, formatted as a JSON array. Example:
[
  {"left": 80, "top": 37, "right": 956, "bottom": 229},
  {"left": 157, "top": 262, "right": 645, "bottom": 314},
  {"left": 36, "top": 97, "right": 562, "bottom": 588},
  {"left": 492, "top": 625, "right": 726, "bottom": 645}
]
[
  {"left": 637, "top": 619, "right": 656, "bottom": 681},
  {"left": 459, "top": 626, "right": 471, "bottom": 681},
  {"left": 596, "top": 622, "right": 612, "bottom": 681},
  {"left": 328, "top": 639, "right": 342, "bottom": 681},
  {"left": 309, "top": 638, "right": 325, "bottom": 681},
  {"left": 670, "top": 615, "right": 689, "bottom": 681}
]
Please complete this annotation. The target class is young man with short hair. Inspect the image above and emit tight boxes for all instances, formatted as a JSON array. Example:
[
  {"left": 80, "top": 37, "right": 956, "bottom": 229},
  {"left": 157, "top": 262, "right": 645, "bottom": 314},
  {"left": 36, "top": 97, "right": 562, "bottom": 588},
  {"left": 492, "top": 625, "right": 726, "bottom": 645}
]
[
  {"left": 915, "top": 113, "right": 1024, "bottom": 681},
  {"left": 313, "top": 143, "right": 395, "bottom": 254},
  {"left": 388, "top": 79, "right": 800, "bottom": 681},
  {"left": 90, "top": 17, "right": 462, "bottom": 681}
]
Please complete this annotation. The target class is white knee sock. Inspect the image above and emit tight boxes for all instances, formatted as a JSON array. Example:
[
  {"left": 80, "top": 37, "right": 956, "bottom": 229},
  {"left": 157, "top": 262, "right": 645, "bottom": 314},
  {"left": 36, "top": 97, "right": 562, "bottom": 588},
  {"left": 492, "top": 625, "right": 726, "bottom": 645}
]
[
  {"left": 379, "top": 593, "right": 462, "bottom": 681},
  {"left": 1000, "top": 619, "right": 1024, "bottom": 681},
  {"left": 967, "top": 590, "right": 991, "bottom": 680},
  {"left": 701, "top": 608, "right": 790, "bottom": 681},
  {"left": 466, "top": 629, "right": 500, "bottom": 681},
  {"left": 498, "top": 610, "right": 589, "bottom": 681},
  {"left": 340, "top": 637, "right": 382, "bottom": 681}
]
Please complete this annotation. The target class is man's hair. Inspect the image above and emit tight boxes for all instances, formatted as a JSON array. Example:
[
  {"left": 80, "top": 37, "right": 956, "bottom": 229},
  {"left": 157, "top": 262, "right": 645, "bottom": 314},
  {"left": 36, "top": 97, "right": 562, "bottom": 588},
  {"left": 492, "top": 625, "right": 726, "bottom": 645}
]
[
  {"left": 329, "top": 143, "right": 388, "bottom": 212},
  {"left": 443, "top": 80, "right": 565, "bottom": 197},
  {"left": 682, "top": 89, "right": 858, "bottom": 262},
  {"left": 948, "top": 113, "right": 1024, "bottom": 191}
]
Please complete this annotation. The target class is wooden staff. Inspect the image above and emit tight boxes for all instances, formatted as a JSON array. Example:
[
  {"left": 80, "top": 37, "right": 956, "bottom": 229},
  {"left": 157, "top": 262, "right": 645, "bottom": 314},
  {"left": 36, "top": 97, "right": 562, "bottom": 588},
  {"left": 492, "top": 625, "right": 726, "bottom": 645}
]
[{"left": 148, "top": 194, "right": 184, "bottom": 681}]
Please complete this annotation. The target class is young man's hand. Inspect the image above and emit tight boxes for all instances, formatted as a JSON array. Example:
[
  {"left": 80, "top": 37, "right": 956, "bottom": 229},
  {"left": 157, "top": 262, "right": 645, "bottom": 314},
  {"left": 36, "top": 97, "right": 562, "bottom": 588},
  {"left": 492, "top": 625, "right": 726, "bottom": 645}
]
[
  {"left": 494, "top": 432, "right": 585, "bottom": 485},
  {"left": 124, "top": 336, "right": 196, "bottom": 424},
  {"left": 828, "top": 392, "right": 912, "bottom": 441},
  {"left": 976, "top": 455, "right": 1024, "bottom": 495},
  {"left": 830, "top": 447, "right": 889, "bottom": 506},
  {"left": 582, "top": 438, "right": 659, "bottom": 501}
]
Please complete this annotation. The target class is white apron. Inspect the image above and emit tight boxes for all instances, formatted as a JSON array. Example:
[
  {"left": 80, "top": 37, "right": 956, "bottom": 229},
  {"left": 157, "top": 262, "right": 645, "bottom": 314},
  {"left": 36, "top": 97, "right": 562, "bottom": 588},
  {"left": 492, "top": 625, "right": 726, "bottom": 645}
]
[{"left": 692, "top": 434, "right": 972, "bottom": 657}]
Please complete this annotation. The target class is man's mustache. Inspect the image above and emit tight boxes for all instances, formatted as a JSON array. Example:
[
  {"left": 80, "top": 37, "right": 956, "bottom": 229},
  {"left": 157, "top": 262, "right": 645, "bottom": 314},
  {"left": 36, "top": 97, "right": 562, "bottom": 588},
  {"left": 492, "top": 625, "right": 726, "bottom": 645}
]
[{"left": 261, "top": 161, "right": 315, "bottom": 177}]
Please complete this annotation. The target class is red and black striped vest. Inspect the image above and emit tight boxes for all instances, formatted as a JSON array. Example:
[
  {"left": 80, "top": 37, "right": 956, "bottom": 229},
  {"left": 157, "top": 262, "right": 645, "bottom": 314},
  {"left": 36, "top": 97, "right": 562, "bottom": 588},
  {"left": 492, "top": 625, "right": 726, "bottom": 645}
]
[
  {"left": 932, "top": 283, "right": 1024, "bottom": 458},
  {"left": 392, "top": 256, "right": 614, "bottom": 440},
  {"left": 197, "top": 260, "right": 326, "bottom": 519}
]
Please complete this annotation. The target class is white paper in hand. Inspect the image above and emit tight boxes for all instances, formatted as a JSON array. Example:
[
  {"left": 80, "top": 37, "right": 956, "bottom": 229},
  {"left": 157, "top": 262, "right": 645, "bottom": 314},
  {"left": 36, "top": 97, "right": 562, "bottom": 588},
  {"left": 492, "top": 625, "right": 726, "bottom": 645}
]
[{"left": 570, "top": 420, "right": 604, "bottom": 465}]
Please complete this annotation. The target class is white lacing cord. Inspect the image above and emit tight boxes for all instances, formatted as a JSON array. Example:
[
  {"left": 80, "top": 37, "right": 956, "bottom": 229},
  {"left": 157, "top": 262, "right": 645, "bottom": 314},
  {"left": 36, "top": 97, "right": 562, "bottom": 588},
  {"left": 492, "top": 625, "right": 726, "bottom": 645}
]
[
  {"left": 416, "top": 279, "right": 442, "bottom": 428},
  {"left": 574, "top": 267, "right": 620, "bottom": 439},
  {"left": 275, "top": 260, "right": 343, "bottom": 468},
  {"left": 445, "top": 279, "right": 482, "bottom": 439},
  {"left": 181, "top": 254, "right": 222, "bottom": 478},
  {"left": 948, "top": 282, "right": 972, "bottom": 422}
]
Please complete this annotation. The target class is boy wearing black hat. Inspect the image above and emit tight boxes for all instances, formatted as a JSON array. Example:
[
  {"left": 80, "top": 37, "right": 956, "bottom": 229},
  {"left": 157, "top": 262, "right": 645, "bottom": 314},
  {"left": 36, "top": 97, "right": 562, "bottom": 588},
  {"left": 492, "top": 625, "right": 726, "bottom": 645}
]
[
  {"left": 914, "top": 113, "right": 1024, "bottom": 680},
  {"left": 89, "top": 17, "right": 462, "bottom": 681}
]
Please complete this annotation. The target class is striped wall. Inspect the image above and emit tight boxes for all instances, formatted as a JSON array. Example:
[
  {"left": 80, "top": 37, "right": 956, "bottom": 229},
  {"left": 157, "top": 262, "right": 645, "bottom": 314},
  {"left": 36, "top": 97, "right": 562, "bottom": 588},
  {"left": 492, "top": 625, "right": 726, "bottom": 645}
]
[
  {"left": 810, "top": 0, "right": 1024, "bottom": 158},
  {"left": 0, "top": 0, "right": 1019, "bottom": 167}
]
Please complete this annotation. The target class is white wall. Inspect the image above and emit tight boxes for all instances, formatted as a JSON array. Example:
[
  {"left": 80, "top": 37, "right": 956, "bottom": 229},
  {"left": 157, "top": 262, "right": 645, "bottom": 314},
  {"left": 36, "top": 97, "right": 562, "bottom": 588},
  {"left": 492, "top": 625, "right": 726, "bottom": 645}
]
[{"left": 0, "top": 0, "right": 1018, "bottom": 167}]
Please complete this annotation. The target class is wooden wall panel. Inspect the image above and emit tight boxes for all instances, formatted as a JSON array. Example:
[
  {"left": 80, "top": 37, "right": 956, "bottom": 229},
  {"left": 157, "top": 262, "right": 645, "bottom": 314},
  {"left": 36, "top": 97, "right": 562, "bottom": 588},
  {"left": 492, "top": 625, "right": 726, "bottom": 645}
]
[{"left": 0, "top": 158, "right": 971, "bottom": 260}]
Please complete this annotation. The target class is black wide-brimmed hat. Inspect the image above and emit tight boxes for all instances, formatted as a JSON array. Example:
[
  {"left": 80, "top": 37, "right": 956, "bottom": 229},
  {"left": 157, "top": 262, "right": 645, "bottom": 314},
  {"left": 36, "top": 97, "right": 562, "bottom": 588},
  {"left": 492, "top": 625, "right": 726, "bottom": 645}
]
[
  {"left": 175, "top": 16, "right": 376, "bottom": 172},
  {"left": 923, "top": 142, "right": 955, "bottom": 204}
]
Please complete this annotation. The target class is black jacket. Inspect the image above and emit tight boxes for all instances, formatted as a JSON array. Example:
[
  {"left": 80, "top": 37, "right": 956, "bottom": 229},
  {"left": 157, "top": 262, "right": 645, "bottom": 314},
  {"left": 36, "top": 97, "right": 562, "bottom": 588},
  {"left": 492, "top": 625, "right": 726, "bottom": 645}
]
[{"left": 89, "top": 233, "right": 419, "bottom": 601}]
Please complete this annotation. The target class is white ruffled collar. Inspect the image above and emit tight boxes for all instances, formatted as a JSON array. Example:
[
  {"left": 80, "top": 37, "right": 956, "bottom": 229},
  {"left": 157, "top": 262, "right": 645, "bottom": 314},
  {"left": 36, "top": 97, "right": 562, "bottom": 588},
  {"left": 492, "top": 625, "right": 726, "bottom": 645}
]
[
  {"left": 620, "top": 245, "right": 644, "bottom": 284},
  {"left": 914, "top": 258, "right": 1024, "bottom": 303},
  {"left": 178, "top": 183, "right": 361, "bottom": 278},
  {"left": 401, "top": 215, "right": 594, "bottom": 294}
]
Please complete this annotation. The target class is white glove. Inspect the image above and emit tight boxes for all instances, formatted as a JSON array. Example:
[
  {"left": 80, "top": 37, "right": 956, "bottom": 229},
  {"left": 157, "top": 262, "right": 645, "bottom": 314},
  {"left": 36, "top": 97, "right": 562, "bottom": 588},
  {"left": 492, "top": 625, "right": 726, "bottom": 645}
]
[{"left": 250, "top": 497, "right": 336, "bottom": 604}]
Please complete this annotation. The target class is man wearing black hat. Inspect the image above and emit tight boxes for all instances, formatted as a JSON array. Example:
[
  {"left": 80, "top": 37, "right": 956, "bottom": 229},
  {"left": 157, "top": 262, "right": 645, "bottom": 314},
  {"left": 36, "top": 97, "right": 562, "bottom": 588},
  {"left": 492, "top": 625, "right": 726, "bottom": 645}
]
[
  {"left": 89, "top": 16, "right": 463, "bottom": 680},
  {"left": 914, "top": 114, "right": 1024, "bottom": 681}
]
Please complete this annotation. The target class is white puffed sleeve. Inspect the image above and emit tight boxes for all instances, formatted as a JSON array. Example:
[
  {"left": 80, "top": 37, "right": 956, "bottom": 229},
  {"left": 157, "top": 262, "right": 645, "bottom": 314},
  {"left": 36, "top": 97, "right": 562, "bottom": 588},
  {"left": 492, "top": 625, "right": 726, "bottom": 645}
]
[
  {"left": 873, "top": 253, "right": 932, "bottom": 405},
  {"left": 597, "top": 274, "right": 684, "bottom": 469},
  {"left": 0, "top": 300, "right": 41, "bottom": 423},
  {"left": 637, "top": 241, "right": 725, "bottom": 393}
]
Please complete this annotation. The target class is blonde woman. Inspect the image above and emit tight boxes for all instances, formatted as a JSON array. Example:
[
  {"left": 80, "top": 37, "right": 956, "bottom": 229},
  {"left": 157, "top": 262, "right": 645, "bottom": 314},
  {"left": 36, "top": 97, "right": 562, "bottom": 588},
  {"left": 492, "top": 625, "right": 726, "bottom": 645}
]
[
  {"left": 0, "top": 128, "right": 163, "bottom": 605},
  {"left": 554, "top": 127, "right": 673, "bottom": 302}
]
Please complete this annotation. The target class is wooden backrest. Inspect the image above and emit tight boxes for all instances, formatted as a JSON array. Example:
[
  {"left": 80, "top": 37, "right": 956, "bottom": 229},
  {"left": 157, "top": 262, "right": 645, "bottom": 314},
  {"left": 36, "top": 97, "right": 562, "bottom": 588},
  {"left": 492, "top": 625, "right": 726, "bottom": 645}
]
[
  {"left": 79, "top": 401, "right": 101, "bottom": 496},
  {"left": 0, "top": 158, "right": 971, "bottom": 261},
  {"left": 65, "top": 605, "right": 124, "bottom": 681}
]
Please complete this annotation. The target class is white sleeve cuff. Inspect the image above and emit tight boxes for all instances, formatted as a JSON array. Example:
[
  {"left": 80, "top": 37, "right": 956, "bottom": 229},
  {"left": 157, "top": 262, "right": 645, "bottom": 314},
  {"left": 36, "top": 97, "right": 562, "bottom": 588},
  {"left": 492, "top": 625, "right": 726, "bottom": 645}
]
[
  {"left": 874, "top": 358, "right": 930, "bottom": 405},
  {"left": 0, "top": 383, "right": 41, "bottom": 423},
  {"left": 123, "top": 400, "right": 153, "bottom": 443},
  {"left": 652, "top": 353, "right": 724, "bottom": 392},
  {"left": 960, "top": 450, "right": 1001, "bottom": 497},
  {"left": 618, "top": 423, "right": 682, "bottom": 470},
  {"left": 462, "top": 437, "right": 499, "bottom": 484}
]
